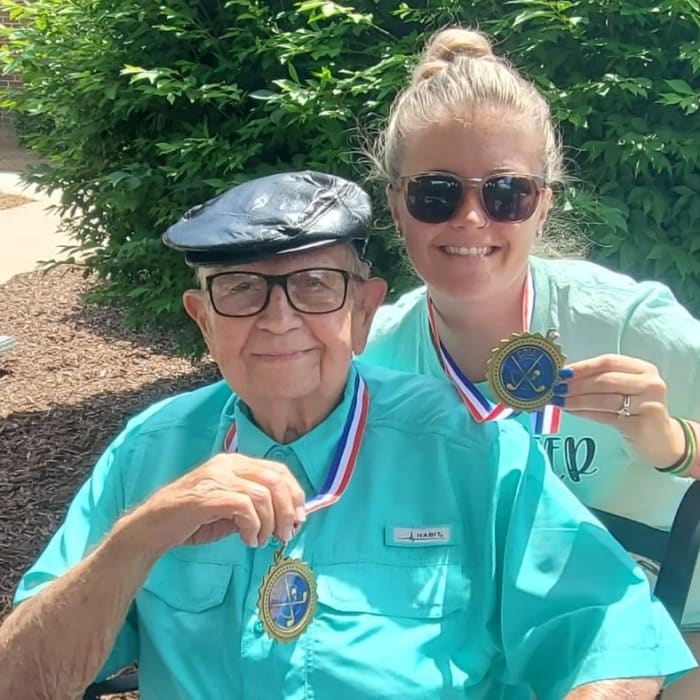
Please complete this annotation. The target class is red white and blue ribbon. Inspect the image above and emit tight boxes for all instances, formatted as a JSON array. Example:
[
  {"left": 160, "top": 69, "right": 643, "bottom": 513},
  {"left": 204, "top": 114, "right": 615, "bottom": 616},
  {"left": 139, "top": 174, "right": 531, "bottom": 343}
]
[
  {"left": 224, "top": 373, "right": 369, "bottom": 515},
  {"left": 428, "top": 269, "right": 561, "bottom": 435},
  {"left": 531, "top": 404, "right": 561, "bottom": 435}
]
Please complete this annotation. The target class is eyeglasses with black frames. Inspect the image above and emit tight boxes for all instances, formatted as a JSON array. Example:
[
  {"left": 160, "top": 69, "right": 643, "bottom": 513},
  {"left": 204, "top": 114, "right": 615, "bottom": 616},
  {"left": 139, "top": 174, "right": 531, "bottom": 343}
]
[{"left": 205, "top": 267, "right": 364, "bottom": 318}]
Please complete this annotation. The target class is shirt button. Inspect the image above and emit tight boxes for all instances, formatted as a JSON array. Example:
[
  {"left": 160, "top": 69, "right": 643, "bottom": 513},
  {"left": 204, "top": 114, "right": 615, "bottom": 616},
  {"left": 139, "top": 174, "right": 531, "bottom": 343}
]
[
  {"left": 254, "top": 620, "right": 264, "bottom": 636},
  {"left": 268, "top": 447, "right": 287, "bottom": 461}
]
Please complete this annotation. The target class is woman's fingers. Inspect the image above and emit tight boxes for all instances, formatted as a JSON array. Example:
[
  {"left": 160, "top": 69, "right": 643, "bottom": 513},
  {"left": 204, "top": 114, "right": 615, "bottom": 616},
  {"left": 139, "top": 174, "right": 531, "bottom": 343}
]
[
  {"left": 555, "top": 355, "right": 667, "bottom": 414},
  {"left": 550, "top": 353, "right": 684, "bottom": 467},
  {"left": 553, "top": 391, "right": 640, "bottom": 416},
  {"left": 562, "top": 354, "right": 652, "bottom": 379}
]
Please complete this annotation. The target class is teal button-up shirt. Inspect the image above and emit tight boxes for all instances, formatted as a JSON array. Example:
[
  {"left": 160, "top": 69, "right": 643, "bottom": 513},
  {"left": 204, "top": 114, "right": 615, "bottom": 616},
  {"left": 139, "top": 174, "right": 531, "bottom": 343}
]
[
  {"left": 361, "top": 255, "right": 700, "bottom": 630},
  {"left": 15, "top": 363, "right": 696, "bottom": 699}
]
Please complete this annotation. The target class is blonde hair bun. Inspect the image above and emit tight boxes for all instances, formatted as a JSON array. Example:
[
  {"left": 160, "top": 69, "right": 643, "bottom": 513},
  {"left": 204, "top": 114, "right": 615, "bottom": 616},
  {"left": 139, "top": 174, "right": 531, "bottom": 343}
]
[
  {"left": 425, "top": 28, "right": 494, "bottom": 62},
  {"left": 412, "top": 28, "right": 494, "bottom": 83}
]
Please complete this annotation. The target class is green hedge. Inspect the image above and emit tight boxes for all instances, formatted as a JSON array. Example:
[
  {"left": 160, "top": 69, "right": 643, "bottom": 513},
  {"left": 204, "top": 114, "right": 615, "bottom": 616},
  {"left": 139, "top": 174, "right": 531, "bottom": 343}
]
[{"left": 2, "top": 0, "right": 699, "bottom": 353}]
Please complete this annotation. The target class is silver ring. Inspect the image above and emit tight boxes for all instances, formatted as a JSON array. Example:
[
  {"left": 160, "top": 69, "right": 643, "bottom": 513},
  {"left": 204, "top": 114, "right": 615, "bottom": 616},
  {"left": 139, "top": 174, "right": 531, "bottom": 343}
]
[{"left": 616, "top": 394, "right": 632, "bottom": 418}]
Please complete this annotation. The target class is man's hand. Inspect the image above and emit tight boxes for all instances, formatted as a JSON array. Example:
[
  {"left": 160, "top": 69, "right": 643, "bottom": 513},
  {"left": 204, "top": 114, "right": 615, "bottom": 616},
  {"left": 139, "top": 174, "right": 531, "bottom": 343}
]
[
  {"left": 132, "top": 452, "right": 307, "bottom": 555},
  {"left": 0, "top": 452, "right": 307, "bottom": 699},
  {"left": 563, "top": 677, "right": 664, "bottom": 699}
]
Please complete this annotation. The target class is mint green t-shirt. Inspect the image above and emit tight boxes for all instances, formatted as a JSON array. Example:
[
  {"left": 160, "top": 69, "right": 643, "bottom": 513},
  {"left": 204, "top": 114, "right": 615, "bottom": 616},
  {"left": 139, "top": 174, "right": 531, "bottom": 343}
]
[
  {"left": 361, "top": 255, "right": 700, "bottom": 629},
  {"left": 14, "top": 363, "right": 695, "bottom": 698}
]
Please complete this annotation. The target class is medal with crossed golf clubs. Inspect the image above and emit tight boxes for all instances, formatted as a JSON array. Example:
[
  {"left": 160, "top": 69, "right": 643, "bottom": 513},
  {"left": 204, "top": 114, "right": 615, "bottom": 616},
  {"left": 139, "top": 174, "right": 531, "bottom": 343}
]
[
  {"left": 486, "top": 330, "right": 566, "bottom": 412},
  {"left": 258, "top": 542, "right": 317, "bottom": 643}
]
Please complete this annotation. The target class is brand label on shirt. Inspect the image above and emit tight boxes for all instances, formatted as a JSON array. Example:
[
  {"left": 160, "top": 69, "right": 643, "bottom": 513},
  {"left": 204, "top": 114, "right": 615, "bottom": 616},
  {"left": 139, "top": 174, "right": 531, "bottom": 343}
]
[{"left": 390, "top": 526, "right": 452, "bottom": 546}]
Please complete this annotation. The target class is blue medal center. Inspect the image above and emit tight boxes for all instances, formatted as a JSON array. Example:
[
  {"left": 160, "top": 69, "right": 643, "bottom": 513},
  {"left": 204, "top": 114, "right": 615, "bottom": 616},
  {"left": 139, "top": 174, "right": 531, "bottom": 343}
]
[
  {"left": 269, "top": 571, "right": 311, "bottom": 629},
  {"left": 499, "top": 346, "right": 556, "bottom": 401}
]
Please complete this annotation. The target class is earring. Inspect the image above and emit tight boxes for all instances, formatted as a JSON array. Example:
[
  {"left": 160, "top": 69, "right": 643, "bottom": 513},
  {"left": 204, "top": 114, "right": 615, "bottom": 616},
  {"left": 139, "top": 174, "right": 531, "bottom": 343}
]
[{"left": 536, "top": 229, "right": 543, "bottom": 239}]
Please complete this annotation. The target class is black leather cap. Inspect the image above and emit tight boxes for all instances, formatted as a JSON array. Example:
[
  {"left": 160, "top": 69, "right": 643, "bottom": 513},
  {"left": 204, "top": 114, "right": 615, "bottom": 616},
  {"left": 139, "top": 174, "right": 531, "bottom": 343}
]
[{"left": 163, "top": 170, "right": 371, "bottom": 266}]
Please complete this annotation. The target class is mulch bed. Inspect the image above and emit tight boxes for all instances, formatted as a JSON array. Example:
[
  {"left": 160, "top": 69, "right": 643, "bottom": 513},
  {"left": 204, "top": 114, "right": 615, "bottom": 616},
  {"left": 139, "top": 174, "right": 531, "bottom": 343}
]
[
  {"left": 0, "top": 193, "right": 34, "bottom": 209},
  {"left": 0, "top": 265, "right": 219, "bottom": 696}
]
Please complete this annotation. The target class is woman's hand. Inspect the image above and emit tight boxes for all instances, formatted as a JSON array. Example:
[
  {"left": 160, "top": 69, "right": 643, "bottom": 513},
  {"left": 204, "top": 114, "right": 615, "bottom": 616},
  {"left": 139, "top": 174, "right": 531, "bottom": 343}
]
[{"left": 551, "top": 353, "right": 686, "bottom": 468}]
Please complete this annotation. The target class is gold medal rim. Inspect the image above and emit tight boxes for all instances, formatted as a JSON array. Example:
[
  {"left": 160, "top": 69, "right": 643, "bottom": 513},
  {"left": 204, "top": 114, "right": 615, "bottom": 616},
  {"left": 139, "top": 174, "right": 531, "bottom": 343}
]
[
  {"left": 258, "top": 556, "right": 317, "bottom": 642},
  {"left": 486, "top": 331, "right": 566, "bottom": 411}
]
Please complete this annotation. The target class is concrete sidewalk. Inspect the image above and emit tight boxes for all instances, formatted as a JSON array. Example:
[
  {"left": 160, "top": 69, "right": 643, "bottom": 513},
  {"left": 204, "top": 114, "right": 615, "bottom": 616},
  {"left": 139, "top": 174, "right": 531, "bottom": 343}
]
[{"left": 0, "top": 171, "right": 75, "bottom": 284}]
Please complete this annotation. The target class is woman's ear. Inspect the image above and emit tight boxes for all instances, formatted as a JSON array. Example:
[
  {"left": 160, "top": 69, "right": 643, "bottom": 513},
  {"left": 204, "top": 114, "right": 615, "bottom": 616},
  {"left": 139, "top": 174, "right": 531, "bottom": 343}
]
[
  {"left": 386, "top": 183, "right": 404, "bottom": 237},
  {"left": 536, "top": 186, "right": 553, "bottom": 232}
]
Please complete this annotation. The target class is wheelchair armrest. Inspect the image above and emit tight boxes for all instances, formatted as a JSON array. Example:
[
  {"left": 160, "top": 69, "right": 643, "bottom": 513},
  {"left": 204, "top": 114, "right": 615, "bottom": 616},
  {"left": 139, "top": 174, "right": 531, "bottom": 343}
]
[
  {"left": 655, "top": 480, "right": 700, "bottom": 624},
  {"left": 589, "top": 508, "right": 669, "bottom": 563},
  {"left": 83, "top": 670, "right": 139, "bottom": 699}
]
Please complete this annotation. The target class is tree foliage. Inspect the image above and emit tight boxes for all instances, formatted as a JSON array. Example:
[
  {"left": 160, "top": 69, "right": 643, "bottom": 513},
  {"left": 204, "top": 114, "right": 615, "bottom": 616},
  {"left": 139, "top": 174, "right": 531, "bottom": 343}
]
[{"left": 1, "top": 0, "right": 699, "bottom": 352}]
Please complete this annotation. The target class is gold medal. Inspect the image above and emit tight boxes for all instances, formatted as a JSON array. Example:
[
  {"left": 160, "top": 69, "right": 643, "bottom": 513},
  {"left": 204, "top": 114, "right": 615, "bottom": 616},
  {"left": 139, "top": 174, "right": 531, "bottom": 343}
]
[
  {"left": 258, "top": 543, "right": 317, "bottom": 642},
  {"left": 486, "top": 330, "right": 566, "bottom": 411}
]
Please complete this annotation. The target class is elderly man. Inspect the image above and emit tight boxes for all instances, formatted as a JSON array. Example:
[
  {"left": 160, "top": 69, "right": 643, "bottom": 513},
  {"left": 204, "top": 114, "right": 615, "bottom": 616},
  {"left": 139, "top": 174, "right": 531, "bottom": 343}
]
[{"left": 0, "top": 171, "right": 695, "bottom": 699}]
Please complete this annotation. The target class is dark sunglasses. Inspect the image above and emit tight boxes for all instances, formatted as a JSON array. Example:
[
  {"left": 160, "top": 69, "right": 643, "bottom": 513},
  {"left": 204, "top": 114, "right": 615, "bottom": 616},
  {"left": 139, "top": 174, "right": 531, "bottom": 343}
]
[{"left": 397, "top": 172, "right": 546, "bottom": 224}]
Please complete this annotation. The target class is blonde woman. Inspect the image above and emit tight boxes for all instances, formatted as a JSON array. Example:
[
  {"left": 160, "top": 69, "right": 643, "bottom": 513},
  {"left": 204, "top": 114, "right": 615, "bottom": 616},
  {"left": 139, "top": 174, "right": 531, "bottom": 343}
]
[{"left": 362, "top": 27, "right": 700, "bottom": 699}]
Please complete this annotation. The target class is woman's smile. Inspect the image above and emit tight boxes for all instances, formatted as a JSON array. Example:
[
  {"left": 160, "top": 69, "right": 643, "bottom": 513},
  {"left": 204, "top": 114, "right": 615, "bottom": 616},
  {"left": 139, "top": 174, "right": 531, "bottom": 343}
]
[{"left": 440, "top": 245, "right": 498, "bottom": 257}]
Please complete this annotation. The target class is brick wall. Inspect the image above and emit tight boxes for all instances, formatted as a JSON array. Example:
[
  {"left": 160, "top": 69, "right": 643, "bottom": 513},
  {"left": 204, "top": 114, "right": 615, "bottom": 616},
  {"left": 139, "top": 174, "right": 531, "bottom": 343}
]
[{"left": 0, "top": 7, "right": 24, "bottom": 126}]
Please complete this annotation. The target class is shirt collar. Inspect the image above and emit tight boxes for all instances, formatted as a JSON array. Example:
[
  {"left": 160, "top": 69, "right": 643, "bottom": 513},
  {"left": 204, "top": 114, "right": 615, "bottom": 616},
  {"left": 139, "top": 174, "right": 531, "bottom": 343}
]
[{"left": 222, "top": 363, "right": 361, "bottom": 493}]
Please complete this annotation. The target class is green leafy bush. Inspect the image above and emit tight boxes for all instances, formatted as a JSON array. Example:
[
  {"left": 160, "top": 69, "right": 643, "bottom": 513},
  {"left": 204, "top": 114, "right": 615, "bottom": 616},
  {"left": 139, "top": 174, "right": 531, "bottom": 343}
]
[
  {"left": 498, "top": 0, "right": 700, "bottom": 312},
  {"left": 1, "top": 0, "right": 699, "bottom": 353}
]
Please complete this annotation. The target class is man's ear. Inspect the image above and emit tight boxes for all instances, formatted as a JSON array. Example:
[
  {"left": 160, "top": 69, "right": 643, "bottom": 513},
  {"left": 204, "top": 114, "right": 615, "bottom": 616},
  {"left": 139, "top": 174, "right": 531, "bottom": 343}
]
[
  {"left": 351, "top": 277, "right": 388, "bottom": 356},
  {"left": 183, "top": 290, "right": 216, "bottom": 357}
]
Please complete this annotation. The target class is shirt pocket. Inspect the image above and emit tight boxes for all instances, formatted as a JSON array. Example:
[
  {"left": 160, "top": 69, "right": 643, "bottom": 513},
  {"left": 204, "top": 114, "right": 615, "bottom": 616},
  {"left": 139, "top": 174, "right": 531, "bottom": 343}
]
[
  {"left": 308, "top": 558, "right": 479, "bottom": 699},
  {"left": 142, "top": 553, "right": 232, "bottom": 605},
  {"left": 316, "top": 559, "right": 465, "bottom": 618},
  {"left": 137, "top": 549, "right": 235, "bottom": 685}
]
